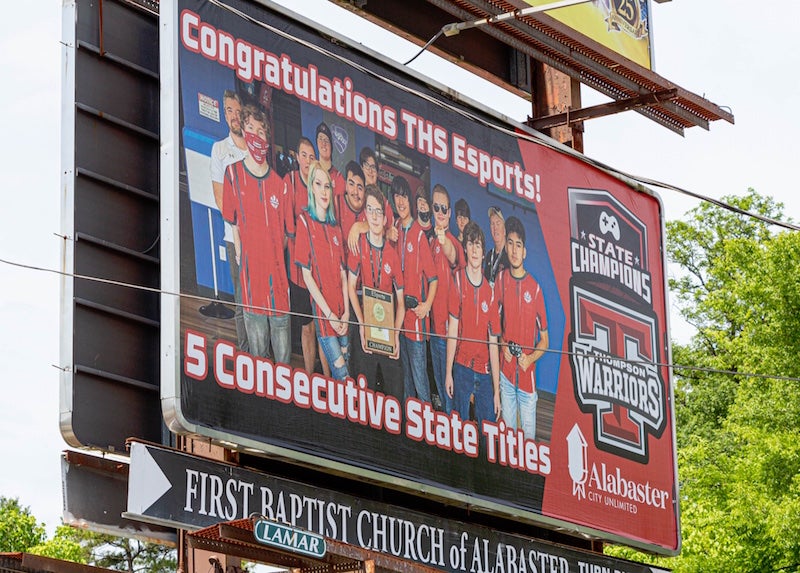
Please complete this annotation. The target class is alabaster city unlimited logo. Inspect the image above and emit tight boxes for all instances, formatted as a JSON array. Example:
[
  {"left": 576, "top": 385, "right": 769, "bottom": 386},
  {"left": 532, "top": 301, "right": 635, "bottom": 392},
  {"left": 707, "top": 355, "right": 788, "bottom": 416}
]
[{"left": 567, "top": 424, "right": 670, "bottom": 514}]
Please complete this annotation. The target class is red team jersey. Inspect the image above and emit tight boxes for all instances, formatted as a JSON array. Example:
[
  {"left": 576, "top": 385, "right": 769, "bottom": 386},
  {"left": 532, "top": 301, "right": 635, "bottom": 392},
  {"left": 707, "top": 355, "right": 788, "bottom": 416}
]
[
  {"left": 334, "top": 193, "right": 394, "bottom": 250},
  {"left": 495, "top": 269, "right": 548, "bottom": 393},
  {"left": 348, "top": 234, "right": 404, "bottom": 295},
  {"left": 329, "top": 166, "right": 346, "bottom": 201},
  {"left": 335, "top": 195, "right": 366, "bottom": 255},
  {"left": 284, "top": 170, "right": 309, "bottom": 287},
  {"left": 294, "top": 213, "right": 347, "bottom": 338},
  {"left": 222, "top": 162, "right": 293, "bottom": 315},
  {"left": 429, "top": 230, "right": 464, "bottom": 336},
  {"left": 394, "top": 220, "right": 438, "bottom": 342},
  {"left": 448, "top": 269, "right": 500, "bottom": 374}
]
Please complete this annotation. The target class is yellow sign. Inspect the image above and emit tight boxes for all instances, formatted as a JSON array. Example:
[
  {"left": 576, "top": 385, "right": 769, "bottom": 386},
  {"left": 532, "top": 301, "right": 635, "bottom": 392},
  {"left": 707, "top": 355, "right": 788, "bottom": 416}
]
[{"left": 524, "top": 0, "right": 652, "bottom": 69}]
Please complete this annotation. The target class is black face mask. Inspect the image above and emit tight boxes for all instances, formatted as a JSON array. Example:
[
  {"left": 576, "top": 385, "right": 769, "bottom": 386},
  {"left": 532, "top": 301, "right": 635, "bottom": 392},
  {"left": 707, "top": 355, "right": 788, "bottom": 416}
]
[{"left": 418, "top": 210, "right": 431, "bottom": 224}]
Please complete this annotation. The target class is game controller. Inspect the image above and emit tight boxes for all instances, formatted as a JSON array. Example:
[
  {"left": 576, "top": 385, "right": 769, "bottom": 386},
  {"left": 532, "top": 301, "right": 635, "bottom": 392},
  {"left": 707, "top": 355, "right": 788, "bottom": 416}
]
[{"left": 599, "top": 211, "right": 620, "bottom": 240}]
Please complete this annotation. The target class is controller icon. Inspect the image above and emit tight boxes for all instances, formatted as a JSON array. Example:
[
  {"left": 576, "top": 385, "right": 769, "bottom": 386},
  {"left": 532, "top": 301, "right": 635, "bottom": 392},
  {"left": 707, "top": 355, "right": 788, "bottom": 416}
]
[{"left": 599, "top": 211, "right": 620, "bottom": 240}]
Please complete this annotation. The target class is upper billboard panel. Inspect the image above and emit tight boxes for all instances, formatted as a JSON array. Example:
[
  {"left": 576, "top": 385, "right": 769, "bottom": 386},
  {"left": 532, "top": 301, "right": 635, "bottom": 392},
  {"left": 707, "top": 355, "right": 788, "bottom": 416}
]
[
  {"left": 161, "top": 0, "right": 677, "bottom": 553},
  {"left": 525, "top": 0, "right": 653, "bottom": 69}
]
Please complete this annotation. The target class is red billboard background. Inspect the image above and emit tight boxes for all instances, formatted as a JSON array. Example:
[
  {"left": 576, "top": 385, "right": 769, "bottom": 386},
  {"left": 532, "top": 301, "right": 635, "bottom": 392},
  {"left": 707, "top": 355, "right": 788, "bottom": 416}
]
[{"left": 161, "top": 0, "right": 678, "bottom": 554}]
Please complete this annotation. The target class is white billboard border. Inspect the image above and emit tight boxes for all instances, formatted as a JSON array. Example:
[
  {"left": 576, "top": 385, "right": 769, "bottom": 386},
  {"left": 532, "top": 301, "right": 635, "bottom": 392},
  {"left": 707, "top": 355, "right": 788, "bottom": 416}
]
[{"left": 158, "top": 0, "right": 679, "bottom": 556}]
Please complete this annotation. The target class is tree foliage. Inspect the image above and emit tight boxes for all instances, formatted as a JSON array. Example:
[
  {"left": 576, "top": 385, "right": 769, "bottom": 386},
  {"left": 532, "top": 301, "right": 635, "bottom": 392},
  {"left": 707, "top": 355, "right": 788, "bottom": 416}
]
[
  {"left": 0, "top": 496, "right": 175, "bottom": 572},
  {"left": 0, "top": 497, "right": 46, "bottom": 553},
  {"left": 608, "top": 190, "right": 800, "bottom": 572},
  {"left": 79, "top": 533, "right": 177, "bottom": 573}
]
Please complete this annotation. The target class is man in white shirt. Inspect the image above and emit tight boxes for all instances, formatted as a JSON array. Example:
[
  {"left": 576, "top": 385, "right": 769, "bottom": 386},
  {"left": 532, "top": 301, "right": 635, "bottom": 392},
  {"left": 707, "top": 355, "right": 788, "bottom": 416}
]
[{"left": 210, "top": 90, "right": 249, "bottom": 351}]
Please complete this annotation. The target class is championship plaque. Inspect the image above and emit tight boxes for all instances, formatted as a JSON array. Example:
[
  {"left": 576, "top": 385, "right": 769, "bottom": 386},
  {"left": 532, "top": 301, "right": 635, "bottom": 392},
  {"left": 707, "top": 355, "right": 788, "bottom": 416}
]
[{"left": 362, "top": 286, "right": 395, "bottom": 355}]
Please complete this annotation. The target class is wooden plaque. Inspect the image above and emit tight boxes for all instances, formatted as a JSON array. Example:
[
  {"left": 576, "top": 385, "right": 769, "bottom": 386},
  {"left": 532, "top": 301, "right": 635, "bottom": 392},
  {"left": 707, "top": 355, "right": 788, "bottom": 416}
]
[{"left": 362, "top": 286, "right": 395, "bottom": 356}]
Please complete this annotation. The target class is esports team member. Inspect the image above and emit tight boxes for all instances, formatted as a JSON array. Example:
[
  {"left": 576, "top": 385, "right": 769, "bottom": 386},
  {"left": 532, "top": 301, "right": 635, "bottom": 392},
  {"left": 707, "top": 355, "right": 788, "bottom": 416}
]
[{"left": 496, "top": 215, "right": 549, "bottom": 439}]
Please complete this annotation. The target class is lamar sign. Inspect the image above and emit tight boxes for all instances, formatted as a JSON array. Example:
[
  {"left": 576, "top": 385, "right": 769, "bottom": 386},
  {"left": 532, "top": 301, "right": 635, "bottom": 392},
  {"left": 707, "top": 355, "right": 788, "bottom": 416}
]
[{"left": 253, "top": 520, "right": 326, "bottom": 559}]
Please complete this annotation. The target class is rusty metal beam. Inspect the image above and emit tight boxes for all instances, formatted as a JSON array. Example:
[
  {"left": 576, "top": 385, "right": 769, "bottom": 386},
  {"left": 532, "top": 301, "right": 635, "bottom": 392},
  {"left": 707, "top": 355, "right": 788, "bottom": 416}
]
[{"left": 528, "top": 89, "right": 679, "bottom": 130}]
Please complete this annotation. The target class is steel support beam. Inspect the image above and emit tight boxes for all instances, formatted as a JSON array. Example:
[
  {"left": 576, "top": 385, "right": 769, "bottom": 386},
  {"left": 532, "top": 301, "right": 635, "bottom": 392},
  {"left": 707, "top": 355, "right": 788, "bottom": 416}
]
[{"left": 529, "top": 89, "right": 679, "bottom": 130}]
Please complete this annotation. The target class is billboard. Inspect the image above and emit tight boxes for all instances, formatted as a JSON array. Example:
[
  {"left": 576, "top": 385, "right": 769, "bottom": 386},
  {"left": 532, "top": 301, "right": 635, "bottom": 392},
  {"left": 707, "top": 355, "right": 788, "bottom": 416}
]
[
  {"left": 161, "top": 0, "right": 678, "bottom": 554},
  {"left": 524, "top": 0, "right": 653, "bottom": 69}
]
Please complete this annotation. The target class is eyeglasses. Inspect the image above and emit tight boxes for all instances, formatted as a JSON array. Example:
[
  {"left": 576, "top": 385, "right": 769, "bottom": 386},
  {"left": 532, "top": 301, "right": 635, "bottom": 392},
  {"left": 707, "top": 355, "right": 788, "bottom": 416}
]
[
  {"left": 362, "top": 162, "right": 377, "bottom": 172},
  {"left": 366, "top": 204, "right": 384, "bottom": 217},
  {"left": 433, "top": 203, "right": 449, "bottom": 214}
]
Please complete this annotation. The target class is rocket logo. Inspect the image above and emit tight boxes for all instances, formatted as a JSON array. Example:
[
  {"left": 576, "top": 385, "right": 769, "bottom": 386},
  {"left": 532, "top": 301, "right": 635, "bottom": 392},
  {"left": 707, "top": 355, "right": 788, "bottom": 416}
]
[{"left": 567, "top": 424, "right": 588, "bottom": 499}]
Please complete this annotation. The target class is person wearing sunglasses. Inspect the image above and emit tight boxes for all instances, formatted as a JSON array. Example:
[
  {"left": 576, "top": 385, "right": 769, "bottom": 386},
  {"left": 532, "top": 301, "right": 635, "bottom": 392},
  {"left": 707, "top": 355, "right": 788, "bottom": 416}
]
[{"left": 428, "top": 184, "right": 464, "bottom": 413}]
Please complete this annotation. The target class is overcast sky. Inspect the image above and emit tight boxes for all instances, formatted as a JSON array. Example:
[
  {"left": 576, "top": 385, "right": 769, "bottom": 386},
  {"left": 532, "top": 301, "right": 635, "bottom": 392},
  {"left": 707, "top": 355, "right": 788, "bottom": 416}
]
[{"left": 0, "top": 0, "right": 798, "bottom": 535}]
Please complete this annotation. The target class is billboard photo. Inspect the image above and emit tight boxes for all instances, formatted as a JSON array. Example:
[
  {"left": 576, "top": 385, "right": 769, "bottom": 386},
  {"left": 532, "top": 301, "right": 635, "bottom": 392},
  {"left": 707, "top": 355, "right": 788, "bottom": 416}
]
[{"left": 161, "top": 0, "right": 678, "bottom": 554}]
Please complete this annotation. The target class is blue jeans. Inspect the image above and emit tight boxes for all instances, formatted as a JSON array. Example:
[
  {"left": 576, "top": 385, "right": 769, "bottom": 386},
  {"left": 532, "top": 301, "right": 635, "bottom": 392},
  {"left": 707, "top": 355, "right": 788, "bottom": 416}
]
[
  {"left": 243, "top": 312, "right": 291, "bottom": 364},
  {"left": 430, "top": 335, "right": 452, "bottom": 413},
  {"left": 500, "top": 372, "right": 538, "bottom": 440},
  {"left": 319, "top": 334, "right": 349, "bottom": 381},
  {"left": 400, "top": 335, "right": 430, "bottom": 402},
  {"left": 453, "top": 363, "right": 495, "bottom": 429}
]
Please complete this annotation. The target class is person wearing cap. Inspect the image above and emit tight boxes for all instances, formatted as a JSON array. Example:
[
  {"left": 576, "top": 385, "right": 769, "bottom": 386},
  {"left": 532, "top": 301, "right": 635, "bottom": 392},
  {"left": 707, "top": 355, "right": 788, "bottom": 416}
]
[
  {"left": 484, "top": 205, "right": 509, "bottom": 286},
  {"left": 415, "top": 187, "right": 435, "bottom": 240},
  {"left": 495, "top": 216, "right": 548, "bottom": 439},
  {"left": 316, "top": 121, "right": 346, "bottom": 200},
  {"left": 428, "top": 183, "right": 464, "bottom": 413},
  {"left": 391, "top": 175, "right": 438, "bottom": 403},
  {"left": 454, "top": 198, "right": 471, "bottom": 243}
]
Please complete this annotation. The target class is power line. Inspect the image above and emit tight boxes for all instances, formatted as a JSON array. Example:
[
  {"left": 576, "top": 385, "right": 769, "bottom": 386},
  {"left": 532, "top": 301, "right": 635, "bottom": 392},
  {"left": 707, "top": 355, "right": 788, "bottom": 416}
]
[
  {"left": 6, "top": 255, "right": 800, "bottom": 384},
  {"left": 206, "top": 0, "right": 799, "bottom": 233}
]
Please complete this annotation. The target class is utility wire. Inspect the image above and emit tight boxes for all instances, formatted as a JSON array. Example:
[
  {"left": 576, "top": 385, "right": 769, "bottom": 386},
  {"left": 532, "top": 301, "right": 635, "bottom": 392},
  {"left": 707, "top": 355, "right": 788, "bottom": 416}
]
[
  {"left": 47, "top": 1, "right": 799, "bottom": 381},
  {"left": 7, "top": 255, "right": 800, "bottom": 384},
  {"left": 206, "top": 0, "right": 799, "bottom": 233}
]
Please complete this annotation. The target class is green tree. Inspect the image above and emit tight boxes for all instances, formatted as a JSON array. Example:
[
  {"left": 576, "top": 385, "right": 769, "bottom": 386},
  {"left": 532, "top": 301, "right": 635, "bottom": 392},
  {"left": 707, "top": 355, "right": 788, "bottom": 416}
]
[
  {"left": 0, "top": 497, "right": 86, "bottom": 562},
  {"left": 47, "top": 527, "right": 177, "bottom": 573},
  {"left": 83, "top": 535, "right": 177, "bottom": 573},
  {"left": 608, "top": 190, "right": 800, "bottom": 572},
  {"left": 0, "top": 497, "right": 46, "bottom": 552},
  {"left": 0, "top": 496, "right": 174, "bottom": 571},
  {"left": 30, "top": 525, "right": 89, "bottom": 563}
]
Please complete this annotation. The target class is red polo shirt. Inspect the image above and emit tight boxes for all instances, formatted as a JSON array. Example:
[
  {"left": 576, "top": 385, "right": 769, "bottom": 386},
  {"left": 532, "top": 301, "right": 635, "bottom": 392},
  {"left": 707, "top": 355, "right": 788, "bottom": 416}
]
[
  {"left": 495, "top": 269, "right": 547, "bottom": 393},
  {"left": 284, "top": 170, "right": 309, "bottom": 287},
  {"left": 429, "top": 230, "right": 464, "bottom": 335},
  {"left": 348, "top": 234, "right": 404, "bottom": 295},
  {"left": 294, "top": 212, "right": 347, "bottom": 338},
  {"left": 448, "top": 269, "right": 500, "bottom": 374},
  {"left": 395, "top": 219, "right": 438, "bottom": 342},
  {"left": 222, "top": 162, "right": 292, "bottom": 315}
]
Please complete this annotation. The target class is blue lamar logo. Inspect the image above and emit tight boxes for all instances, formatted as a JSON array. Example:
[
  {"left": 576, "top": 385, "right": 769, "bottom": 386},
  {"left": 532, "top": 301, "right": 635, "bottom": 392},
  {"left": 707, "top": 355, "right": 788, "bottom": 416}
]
[{"left": 253, "top": 520, "right": 327, "bottom": 558}]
